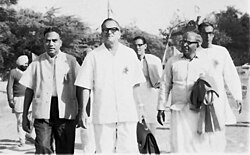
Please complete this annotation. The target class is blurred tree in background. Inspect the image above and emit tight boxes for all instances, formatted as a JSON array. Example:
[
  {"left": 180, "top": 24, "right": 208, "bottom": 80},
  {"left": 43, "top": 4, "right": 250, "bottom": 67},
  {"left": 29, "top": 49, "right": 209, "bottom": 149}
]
[{"left": 0, "top": 0, "right": 249, "bottom": 79}]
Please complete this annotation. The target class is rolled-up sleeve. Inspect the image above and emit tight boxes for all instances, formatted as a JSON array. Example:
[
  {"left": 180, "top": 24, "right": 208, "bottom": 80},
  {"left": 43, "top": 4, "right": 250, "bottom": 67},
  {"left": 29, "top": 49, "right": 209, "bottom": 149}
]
[
  {"left": 19, "top": 64, "right": 34, "bottom": 90},
  {"left": 74, "top": 53, "right": 94, "bottom": 89}
]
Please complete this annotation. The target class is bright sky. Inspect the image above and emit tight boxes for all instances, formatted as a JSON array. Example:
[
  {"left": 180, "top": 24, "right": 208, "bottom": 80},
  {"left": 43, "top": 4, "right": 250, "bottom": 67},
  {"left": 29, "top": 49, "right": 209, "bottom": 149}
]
[{"left": 16, "top": 0, "right": 249, "bottom": 35}]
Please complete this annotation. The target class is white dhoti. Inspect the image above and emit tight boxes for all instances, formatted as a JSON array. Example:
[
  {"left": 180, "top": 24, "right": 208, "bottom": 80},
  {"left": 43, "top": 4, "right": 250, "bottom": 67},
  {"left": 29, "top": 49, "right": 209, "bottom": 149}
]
[{"left": 170, "top": 104, "right": 226, "bottom": 153}]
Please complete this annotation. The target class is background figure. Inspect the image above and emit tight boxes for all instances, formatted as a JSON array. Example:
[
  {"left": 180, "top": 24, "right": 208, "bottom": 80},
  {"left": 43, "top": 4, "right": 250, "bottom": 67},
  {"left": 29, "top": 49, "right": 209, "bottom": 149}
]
[
  {"left": 133, "top": 36, "right": 162, "bottom": 135},
  {"left": 20, "top": 27, "right": 80, "bottom": 154},
  {"left": 6, "top": 55, "right": 35, "bottom": 147},
  {"left": 245, "top": 74, "right": 250, "bottom": 105},
  {"left": 75, "top": 18, "right": 145, "bottom": 153},
  {"left": 197, "top": 22, "right": 242, "bottom": 152},
  {"left": 157, "top": 31, "right": 208, "bottom": 153}
]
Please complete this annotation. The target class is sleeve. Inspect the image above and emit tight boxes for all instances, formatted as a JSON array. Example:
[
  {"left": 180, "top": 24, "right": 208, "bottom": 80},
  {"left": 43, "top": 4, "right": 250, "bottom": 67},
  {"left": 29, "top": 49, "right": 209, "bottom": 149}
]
[
  {"left": 19, "top": 63, "right": 34, "bottom": 89},
  {"left": 74, "top": 53, "right": 94, "bottom": 89},
  {"left": 6, "top": 69, "right": 14, "bottom": 102},
  {"left": 157, "top": 58, "right": 173, "bottom": 110},
  {"left": 222, "top": 49, "right": 242, "bottom": 101}
]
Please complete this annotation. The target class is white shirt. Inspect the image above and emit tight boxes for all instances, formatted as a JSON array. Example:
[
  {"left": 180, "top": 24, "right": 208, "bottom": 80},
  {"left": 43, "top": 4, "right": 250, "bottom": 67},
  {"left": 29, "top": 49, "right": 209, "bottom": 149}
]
[
  {"left": 158, "top": 53, "right": 206, "bottom": 111},
  {"left": 75, "top": 43, "right": 145, "bottom": 124},
  {"left": 20, "top": 51, "right": 80, "bottom": 119}
]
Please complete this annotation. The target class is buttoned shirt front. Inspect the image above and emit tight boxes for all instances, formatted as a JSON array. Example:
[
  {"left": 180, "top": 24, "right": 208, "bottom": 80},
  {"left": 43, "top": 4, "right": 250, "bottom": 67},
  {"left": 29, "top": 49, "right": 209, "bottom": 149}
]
[
  {"left": 158, "top": 53, "right": 207, "bottom": 111},
  {"left": 20, "top": 51, "right": 80, "bottom": 119},
  {"left": 74, "top": 43, "right": 145, "bottom": 124}
]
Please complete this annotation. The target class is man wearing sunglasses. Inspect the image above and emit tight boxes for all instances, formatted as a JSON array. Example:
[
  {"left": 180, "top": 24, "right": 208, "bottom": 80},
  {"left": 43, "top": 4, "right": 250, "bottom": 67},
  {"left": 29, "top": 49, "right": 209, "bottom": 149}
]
[
  {"left": 75, "top": 18, "right": 145, "bottom": 153},
  {"left": 157, "top": 31, "right": 209, "bottom": 153},
  {"left": 133, "top": 36, "right": 162, "bottom": 136},
  {"left": 197, "top": 22, "right": 242, "bottom": 152}
]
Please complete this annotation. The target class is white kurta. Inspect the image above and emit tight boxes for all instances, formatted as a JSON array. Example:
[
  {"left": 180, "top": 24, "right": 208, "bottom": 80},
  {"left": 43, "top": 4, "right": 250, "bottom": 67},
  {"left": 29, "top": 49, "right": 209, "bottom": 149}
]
[
  {"left": 158, "top": 54, "right": 207, "bottom": 153},
  {"left": 197, "top": 44, "right": 242, "bottom": 125},
  {"left": 158, "top": 52, "right": 227, "bottom": 153}
]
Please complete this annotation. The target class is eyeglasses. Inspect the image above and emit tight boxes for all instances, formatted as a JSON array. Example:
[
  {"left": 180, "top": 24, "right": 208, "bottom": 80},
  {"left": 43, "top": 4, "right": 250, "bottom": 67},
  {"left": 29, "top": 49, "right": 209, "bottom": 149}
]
[
  {"left": 202, "top": 31, "right": 214, "bottom": 35},
  {"left": 180, "top": 40, "right": 198, "bottom": 46},
  {"left": 135, "top": 44, "right": 145, "bottom": 47},
  {"left": 102, "top": 27, "right": 120, "bottom": 33}
]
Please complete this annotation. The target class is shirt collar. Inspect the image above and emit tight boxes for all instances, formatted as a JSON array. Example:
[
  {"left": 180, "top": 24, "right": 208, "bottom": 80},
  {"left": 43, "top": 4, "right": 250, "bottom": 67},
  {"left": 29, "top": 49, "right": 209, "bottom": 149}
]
[
  {"left": 181, "top": 53, "right": 198, "bottom": 61},
  {"left": 45, "top": 50, "right": 62, "bottom": 63}
]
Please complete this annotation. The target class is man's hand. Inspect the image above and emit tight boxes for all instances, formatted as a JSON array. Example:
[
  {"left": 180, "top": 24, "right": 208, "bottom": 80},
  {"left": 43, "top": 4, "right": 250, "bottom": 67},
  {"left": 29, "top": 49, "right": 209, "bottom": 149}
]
[
  {"left": 8, "top": 101, "right": 14, "bottom": 109},
  {"left": 76, "top": 112, "right": 88, "bottom": 129},
  {"left": 138, "top": 105, "right": 145, "bottom": 123},
  {"left": 236, "top": 100, "right": 242, "bottom": 114},
  {"left": 157, "top": 110, "right": 165, "bottom": 126},
  {"left": 22, "top": 115, "right": 31, "bottom": 133}
]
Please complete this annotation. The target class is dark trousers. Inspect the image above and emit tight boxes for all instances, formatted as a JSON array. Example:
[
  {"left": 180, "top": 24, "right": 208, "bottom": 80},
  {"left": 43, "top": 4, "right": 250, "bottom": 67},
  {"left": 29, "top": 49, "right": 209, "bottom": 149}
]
[{"left": 34, "top": 97, "right": 76, "bottom": 154}]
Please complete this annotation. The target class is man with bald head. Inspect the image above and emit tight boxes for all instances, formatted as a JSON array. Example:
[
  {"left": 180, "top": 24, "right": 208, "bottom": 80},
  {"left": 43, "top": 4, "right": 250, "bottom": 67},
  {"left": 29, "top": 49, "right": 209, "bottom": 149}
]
[
  {"left": 157, "top": 31, "right": 210, "bottom": 153},
  {"left": 20, "top": 27, "right": 80, "bottom": 154},
  {"left": 75, "top": 18, "right": 145, "bottom": 153}
]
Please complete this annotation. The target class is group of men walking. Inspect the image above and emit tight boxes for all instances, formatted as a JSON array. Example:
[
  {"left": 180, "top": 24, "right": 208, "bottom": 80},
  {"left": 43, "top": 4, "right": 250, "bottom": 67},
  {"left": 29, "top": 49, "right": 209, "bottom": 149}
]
[{"left": 7, "top": 18, "right": 243, "bottom": 154}]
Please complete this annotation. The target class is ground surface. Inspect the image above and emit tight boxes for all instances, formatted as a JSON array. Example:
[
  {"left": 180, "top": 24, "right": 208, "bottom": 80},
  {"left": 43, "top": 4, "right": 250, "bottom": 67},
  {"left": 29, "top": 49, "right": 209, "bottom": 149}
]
[{"left": 0, "top": 67, "right": 249, "bottom": 154}]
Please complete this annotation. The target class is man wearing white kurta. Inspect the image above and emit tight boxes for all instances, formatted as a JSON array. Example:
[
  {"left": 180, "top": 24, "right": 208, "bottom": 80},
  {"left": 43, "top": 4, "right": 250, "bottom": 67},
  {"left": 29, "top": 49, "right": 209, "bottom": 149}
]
[
  {"left": 197, "top": 22, "right": 242, "bottom": 152},
  {"left": 75, "top": 18, "right": 145, "bottom": 153},
  {"left": 158, "top": 32, "right": 209, "bottom": 153}
]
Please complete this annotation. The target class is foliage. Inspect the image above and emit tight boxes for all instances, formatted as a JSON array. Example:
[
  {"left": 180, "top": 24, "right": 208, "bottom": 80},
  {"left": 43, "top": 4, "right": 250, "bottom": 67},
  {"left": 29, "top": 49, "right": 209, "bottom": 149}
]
[
  {"left": 214, "top": 6, "right": 250, "bottom": 65},
  {"left": 121, "top": 25, "right": 165, "bottom": 59},
  {"left": 159, "top": 6, "right": 250, "bottom": 66}
]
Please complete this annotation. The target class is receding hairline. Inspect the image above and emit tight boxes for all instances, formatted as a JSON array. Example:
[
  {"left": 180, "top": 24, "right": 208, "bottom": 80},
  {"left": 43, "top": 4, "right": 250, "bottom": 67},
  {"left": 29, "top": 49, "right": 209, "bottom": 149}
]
[
  {"left": 101, "top": 18, "right": 120, "bottom": 29},
  {"left": 183, "top": 31, "right": 203, "bottom": 43}
]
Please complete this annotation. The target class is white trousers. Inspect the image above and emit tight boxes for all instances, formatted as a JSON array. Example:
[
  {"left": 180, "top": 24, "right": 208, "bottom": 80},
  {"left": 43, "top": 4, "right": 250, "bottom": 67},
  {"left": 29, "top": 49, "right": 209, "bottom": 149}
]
[
  {"left": 80, "top": 123, "right": 96, "bottom": 153},
  {"left": 14, "top": 97, "right": 34, "bottom": 143},
  {"left": 94, "top": 122, "right": 139, "bottom": 153}
]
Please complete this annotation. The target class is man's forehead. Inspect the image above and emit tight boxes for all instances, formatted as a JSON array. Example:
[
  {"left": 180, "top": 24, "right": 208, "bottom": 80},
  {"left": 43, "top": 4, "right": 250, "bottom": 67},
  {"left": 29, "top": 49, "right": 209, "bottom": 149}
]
[
  {"left": 102, "top": 20, "right": 119, "bottom": 28},
  {"left": 45, "top": 32, "right": 60, "bottom": 39},
  {"left": 203, "top": 26, "right": 214, "bottom": 32},
  {"left": 183, "top": 33, "right": 196, "bottom": 40}
]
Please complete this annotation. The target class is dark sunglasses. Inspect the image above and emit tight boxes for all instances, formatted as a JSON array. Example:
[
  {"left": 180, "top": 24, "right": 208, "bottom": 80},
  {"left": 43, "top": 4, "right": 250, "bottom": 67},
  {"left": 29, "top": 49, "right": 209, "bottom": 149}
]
[
  {"left": 180, "top": 40, "right": 198, "bottom": 46},
  {"left": 135, "top": 44, "right": 145, "bottom": 47},
  {"left": 202, "top": 32, "right": 214, "bottom": 35},
  {"left": 102, "top": 27, "right": 120, "bottom": 33}
]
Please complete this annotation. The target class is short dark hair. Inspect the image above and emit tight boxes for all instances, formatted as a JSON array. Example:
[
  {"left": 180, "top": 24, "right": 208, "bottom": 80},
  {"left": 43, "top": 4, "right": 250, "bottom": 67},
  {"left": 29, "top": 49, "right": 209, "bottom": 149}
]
[
  {"left": 133, "top": 36, "right": 147, "bottom": 44},
  {"left": 101, "top": 18, "right": 120, "bottom": 30},
  {"left": 198, "top": 22, "right": 214, "bottom": 33},
  {"left": 43, "top": 27, "right": 61, "bottom": 36}
]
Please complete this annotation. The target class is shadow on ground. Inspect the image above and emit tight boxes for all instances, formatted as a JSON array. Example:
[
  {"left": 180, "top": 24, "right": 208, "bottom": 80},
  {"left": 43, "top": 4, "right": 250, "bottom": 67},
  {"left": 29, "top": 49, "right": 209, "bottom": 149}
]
[{"left": 0, "top": 139, "right": 35, "bottom": 154}]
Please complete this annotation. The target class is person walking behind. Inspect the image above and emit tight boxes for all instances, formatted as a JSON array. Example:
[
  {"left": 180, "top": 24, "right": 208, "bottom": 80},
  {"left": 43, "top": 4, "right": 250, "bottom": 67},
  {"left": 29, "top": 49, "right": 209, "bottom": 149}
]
[
  {"left": 133, "top": 36, "right": 163, "bottom": 135},
  {"left": 75, "top": 18, "right": 145, "bottom": 153},
  {"left": 20, "top": 27, "right": 80, "bottom": 154},
  {"left": 6, "top": 55, "right": 35, "bottom": 147},
  {"left": 197, "top": 22, "right": 242, "bottom": 151}
]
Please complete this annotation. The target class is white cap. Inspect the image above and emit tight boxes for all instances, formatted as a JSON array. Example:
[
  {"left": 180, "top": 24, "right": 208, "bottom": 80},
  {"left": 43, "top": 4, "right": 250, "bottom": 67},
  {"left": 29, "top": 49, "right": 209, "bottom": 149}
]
[{"left": 16, "top": 55, "right": 29, "bottom": 66}]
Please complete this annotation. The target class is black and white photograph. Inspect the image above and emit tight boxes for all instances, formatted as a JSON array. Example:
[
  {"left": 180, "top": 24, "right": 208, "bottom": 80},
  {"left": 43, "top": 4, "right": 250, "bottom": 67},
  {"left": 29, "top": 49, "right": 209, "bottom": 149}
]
[{"left": 0, "top": 0, "right": 249, "bottom": 154}]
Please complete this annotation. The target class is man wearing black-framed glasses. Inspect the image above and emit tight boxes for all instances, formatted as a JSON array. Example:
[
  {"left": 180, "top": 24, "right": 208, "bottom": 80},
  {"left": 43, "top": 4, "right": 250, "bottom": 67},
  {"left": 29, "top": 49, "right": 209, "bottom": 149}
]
[
  {"left": 133, "top": 36, "right": 162, "bottom": 138},
  {"left": 157, "top": 31, "right": 208, "bottom": 153},
  {"left": 75, "top": 18, "right": 145, "bottom": 153}
]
